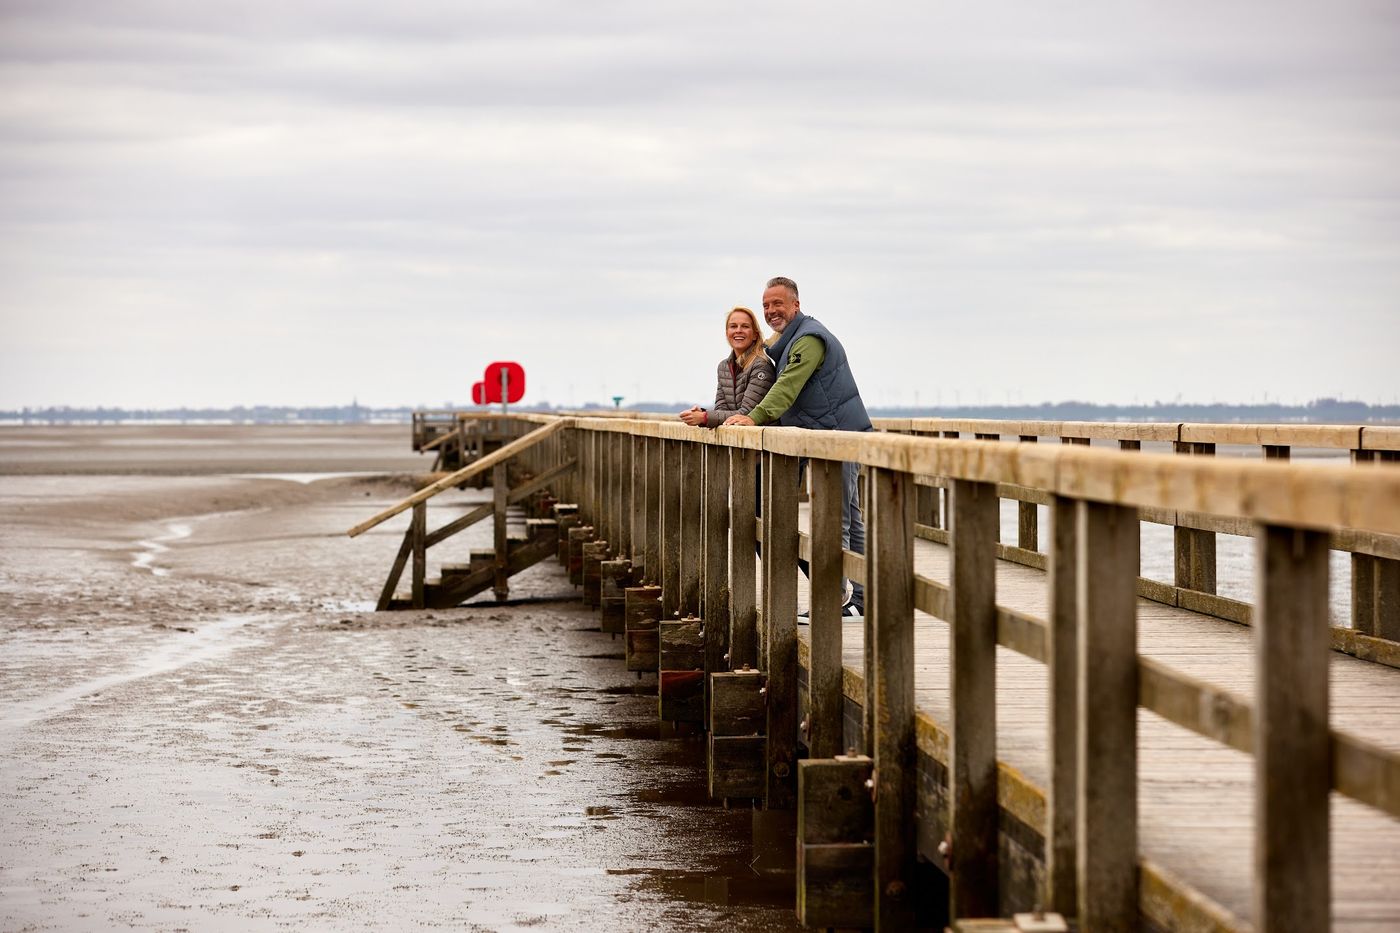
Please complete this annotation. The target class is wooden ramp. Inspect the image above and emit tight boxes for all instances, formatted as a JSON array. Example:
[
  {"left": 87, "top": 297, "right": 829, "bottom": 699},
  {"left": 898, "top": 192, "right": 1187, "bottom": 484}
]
[{"left": 792, "top": 531, "right": 1400, "bottom": 930}]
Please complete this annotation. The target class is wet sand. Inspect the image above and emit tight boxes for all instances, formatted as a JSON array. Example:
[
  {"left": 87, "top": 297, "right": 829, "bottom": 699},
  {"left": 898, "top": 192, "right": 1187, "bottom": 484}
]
[{"left": 0, "top": 427, "right": 800, "bottom": 932}]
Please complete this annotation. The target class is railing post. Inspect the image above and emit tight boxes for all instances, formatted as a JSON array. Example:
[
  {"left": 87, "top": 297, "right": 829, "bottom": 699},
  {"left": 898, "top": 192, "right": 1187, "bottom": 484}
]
[
  {"left": 1174, "top": 441, "right": 1217, "bottom": 594},
  {"left": 492, "top": 461, "right": 508, "bottom": 601},
  {"left": 631, "top": 435, "right": 646, "bottom": 572},
  {"left": 729, "top": 446, "right": 759, "bottom": 670},
  {"left": 611, "top": 432, "right": 625, "bottom": 557},
  {"left": 1351, "top": 448, "right": 1378, "bottom": 636},
  {"left": 645, "top": 437, "right": 662, "bottom": 586},
  {"left": 662, "top": 439, "right": 682, "bottom": 618},
  {"left": 949, "top": 478, "right": 999, "bottom": 919},
  {"left": 868, "top": 467, "right": 916, "bottom": 930},
  {"left": 762, "top": 450, "right": 800, "bottom": 809},
  {"left": 1076, "top": 499, "right": 1139, "bottom": 930},
  {"left": 1254, "top": 524, "right": 1330, "bottom": 932},
  {"left": 619, "top": 432, "right": 633, "bottom": 562},
  {"left": 681, "top": 443, "right": 703, "bottom": 618},
  {"left": 703, "top": 444, "right": 730, "bottom": 719},
  {"left": 1045, "top": 495, "right": 1078, "bottom": 915},
  {"left": 1016, "top": 435, "right": 1039, "bottom": 551},
  {"left": 411, "top": 500, "right": 426, "bottom": 610},
  {"left": 600, "top": 430, "right": 614, "bottom": 546},
  {"left": 807, "top": 457, "right": 845, "bottom": 760}
]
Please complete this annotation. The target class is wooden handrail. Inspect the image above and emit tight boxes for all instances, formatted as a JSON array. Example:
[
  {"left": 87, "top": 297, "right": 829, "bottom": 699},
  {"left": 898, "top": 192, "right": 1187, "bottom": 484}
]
[
  {"left": 348, "top": 418, "right": 570, "bottom": 538},
  {"left": 561, "top": 417, "right": 1400, "bottom": 536}
]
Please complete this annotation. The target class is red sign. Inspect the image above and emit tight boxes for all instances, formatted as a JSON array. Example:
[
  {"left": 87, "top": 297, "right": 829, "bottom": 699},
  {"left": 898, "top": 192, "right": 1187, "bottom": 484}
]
[
  {"left": 483, "top": 361, "right": 526, "bottom": 404},
  {"left": 471, "top": 381, "right": 486, "bottom": 405}
]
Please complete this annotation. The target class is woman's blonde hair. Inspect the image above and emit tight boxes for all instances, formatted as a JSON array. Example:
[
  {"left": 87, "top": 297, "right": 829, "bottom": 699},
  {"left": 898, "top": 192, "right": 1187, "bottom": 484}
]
[{"left": 727, "top": 306, "right": 768, "bottom": 370}]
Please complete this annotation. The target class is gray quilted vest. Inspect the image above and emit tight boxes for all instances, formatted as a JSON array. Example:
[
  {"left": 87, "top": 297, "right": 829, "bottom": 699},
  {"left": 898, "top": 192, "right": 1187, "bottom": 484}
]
[{"left": 766, "top": 314, "right": 872, "bottom": 432}]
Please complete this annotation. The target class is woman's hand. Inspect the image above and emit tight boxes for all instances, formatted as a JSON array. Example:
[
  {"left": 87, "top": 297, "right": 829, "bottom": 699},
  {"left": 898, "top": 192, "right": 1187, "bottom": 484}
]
[
  {"left": 721, "top": 414, "right": 755, "bottom": 427},
  {"left": 678, "top": 406, "right": 707, "bottom": 427}
]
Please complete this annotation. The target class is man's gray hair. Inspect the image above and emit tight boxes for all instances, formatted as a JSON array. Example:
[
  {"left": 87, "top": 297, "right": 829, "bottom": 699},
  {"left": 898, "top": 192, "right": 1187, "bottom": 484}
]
[{"left": 765, "top": 276, "right": 799, "bottom": 300}]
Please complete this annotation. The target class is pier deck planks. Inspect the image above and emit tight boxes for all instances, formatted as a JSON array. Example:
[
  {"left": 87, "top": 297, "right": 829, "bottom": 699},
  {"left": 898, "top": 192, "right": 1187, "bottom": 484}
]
[{"left": 781, "top": 515, "right": 1400, "bottom": 930}]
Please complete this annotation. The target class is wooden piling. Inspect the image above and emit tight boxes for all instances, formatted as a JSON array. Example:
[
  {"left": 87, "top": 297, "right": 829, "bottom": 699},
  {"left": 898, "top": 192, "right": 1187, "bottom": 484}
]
[
  {"left": 659, "top": 616, "right": 704, "bottom": 722},
  {"left": 624, "top": 585, "right": 662, "bottom": 673},
  {"left": 798, "top": 755, "right": 875, "bottom": 929},
  {"left": 600, "top": 558, "right": 632, "bottom": 634},
  {"left": 709, "top": 668, "right": 766, "bottom": 799}
]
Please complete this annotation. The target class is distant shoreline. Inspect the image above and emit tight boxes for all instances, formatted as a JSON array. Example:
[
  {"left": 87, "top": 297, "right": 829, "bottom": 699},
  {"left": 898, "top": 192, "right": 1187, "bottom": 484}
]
[{"left": 4, "top": 397, "right": 1398, "bottom": 427}]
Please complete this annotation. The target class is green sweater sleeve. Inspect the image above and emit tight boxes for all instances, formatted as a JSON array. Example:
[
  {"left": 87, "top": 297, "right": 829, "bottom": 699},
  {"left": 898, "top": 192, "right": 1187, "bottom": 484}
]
[{"left": 750, "top": 335, "right": 826, "bottom": 425}]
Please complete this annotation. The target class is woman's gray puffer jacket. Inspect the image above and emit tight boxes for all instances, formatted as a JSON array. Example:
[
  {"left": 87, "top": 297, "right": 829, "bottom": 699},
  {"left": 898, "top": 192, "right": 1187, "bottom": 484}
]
[{"left": 706, "top": 353, "right": 776, "bottom": 426}]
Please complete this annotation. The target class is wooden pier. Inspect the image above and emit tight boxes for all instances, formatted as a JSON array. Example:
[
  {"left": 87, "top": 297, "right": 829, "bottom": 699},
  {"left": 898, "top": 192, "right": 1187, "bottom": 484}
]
[{"left": 351, "top": 413, "right": 1400, "bottom": 931}]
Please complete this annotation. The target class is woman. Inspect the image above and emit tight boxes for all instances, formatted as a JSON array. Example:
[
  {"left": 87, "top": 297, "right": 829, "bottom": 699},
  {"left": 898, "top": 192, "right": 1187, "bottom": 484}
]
[{"left": 678, "top": 306, "right": 775, "bottom": 427}]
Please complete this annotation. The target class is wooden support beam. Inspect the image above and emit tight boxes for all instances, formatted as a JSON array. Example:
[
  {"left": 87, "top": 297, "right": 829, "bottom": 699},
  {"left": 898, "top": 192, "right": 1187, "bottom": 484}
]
[
  {"left": 410, "top": 501, "right": 426, "bottom": 610},
  {"left": 916, "top": 476, "right": 941, "bottom": 530},
  {"left": 1378, "top": 557, "right": 1400, "bottom": 642},
  {"left": 624, "top": 585, "right": 662, "bottom": 672},
  {"left": 1045, "top": 495, "right": 1078, "bottom": 915},
  {"left": 1255, "top": 523, "right": 1330, "bottom": 932},
  {"left": 645, "top": 437, "right": 661, "bottom": 586},
  {"left": 1174, "top": 441, "right": 1217, "bottom": 594},
  {"left": 798, "top": 756, "right": 875, "bottom": 929},
  {"left": 600, "top": 558, "right": 631, "bottom": 634},
  {"left": 808, "top": 457, "right": 845, "bottom": 760},
  {"left": 377, "top": 525, "right": 414, "bottom": 612},
  {"left": 1018, "top": 436, "right": 1039, "bottom": 552},
  {"left": 492, "top": 462, "right": 509, "bottom": 601},
  {"left": 729, "top": 446, "right": 759, "bottom": 671},
  {"left": 566, "top": 525, "right": 592, "bottom": 585},
  {"left": 949, "top": 478, "right": 999, "bottom": 920},
  {"left": 1076, "top": 500, "right": 1140, "bottom": 930},
  {"left": 762, "top": 451, "right": 801, "bottom": 810},
  {"left": 620, "top": 434, "right": 634, "bottom": 562},
  {"left": 582, "top": 540, "right": 608, "bottom": 609},
  {"left": 709, "top": 669, "right": 766, "bottom": 799},
  {"left": 680, "top": 443, "right": 703, "bottom": 617},
  {"left": 629, "top": 435, "right": 645, "bottom": 571},
  {"left": 659, "top": 617, "right": 704, "bottom": 722},
  {"left": 868, "top": 467, "right": 917, "bottom": 931},
  {"left": 703, "top": 445, "right": 731, "bottom": 722},
  {"left": 662, "top": 440, "right": 682, "bottom": 618}
]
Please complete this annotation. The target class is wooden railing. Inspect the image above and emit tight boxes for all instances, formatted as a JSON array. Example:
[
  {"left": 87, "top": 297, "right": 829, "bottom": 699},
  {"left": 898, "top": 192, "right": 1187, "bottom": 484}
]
[
  {"left": 350, "top": 417, "right": 575, "bottom": 608},
  {"left": 862, "top": 420, "right": 1400, "bottom": 663},
  {"left": 550, "top": 414, "right": 1400, "bottom": 931}
]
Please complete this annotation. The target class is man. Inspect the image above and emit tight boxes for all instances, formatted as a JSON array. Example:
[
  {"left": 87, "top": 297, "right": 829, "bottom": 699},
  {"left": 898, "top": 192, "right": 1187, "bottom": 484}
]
[{"left": 723, "top": 276, "right": 872, "bottom": 615}]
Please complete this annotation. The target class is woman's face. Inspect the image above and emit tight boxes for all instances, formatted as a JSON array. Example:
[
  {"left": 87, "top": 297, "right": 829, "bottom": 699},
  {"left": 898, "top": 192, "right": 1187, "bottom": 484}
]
[{"left": 727, "top": 313, "right": 756, "bottom": 352}]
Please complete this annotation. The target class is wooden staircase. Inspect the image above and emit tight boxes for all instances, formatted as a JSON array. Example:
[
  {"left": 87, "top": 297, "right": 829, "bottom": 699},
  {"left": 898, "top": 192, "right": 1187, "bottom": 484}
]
[
  {"left": 386, "top": 516, "right": 561, "bottom": 609},
  {"left": 347, "top": 418, "right": 577, "bottom": 611}
]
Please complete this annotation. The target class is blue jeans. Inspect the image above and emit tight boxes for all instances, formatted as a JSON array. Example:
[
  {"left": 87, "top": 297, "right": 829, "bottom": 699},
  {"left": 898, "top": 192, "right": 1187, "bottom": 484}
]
[{"left": 764, "top": 459, "right": 865, "bottom": 612}]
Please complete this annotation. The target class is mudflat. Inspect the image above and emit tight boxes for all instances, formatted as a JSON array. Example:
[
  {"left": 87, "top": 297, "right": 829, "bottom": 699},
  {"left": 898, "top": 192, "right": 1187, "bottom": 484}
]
[{"left": 0, "top": 426, "right": 799, "bottom": 932}]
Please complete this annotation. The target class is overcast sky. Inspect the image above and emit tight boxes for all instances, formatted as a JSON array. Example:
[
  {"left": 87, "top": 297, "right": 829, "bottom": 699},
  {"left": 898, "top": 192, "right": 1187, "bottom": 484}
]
[{"left": 2, "top": 1, "right": 1397, "bottom": 409}]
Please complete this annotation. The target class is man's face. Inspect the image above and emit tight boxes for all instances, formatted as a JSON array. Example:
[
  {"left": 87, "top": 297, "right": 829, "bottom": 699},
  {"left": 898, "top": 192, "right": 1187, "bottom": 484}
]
[{"left": 762, "top": 285, "right": 799, "bottom": 333}]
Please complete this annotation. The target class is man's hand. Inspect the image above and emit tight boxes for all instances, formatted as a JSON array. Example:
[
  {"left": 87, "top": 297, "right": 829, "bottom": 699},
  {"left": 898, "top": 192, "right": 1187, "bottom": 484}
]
[
  {"left": 721, "top": 414, "right": 755, "bottom": 427},
  {"left": 678, "top": 406, "right": 707, "bottom": 427}
]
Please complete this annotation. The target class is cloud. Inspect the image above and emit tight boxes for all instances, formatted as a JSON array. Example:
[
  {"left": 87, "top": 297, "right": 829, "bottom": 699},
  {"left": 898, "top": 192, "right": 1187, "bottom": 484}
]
[{"left": 1, "top": 1, "right": 1398, "bottom": 407}]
